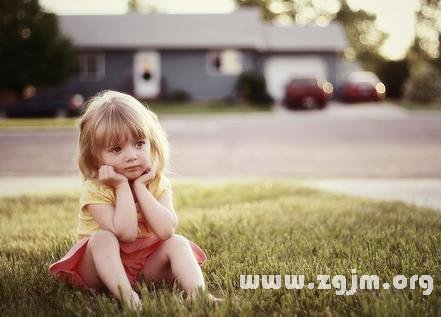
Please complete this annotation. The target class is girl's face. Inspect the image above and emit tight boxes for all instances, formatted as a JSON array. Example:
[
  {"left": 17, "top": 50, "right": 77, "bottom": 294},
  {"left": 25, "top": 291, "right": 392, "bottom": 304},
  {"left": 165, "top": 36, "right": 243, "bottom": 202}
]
[{"left": 100, "top": 136, "right": 151, "bottom": 180}]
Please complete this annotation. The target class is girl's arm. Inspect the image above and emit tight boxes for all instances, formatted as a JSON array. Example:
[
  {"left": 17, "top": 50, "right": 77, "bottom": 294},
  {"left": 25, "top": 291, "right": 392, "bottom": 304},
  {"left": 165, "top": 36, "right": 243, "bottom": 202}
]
[
  {"left": 87, "top": 165, "right": 138, "bottom": 242},
  {"left": 132, "top": 174, "right": 177, "bottom": 240}
]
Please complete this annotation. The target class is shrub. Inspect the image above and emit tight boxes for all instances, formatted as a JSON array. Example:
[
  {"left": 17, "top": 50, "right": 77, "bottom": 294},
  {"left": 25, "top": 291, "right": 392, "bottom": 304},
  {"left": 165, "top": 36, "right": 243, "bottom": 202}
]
[
  {"left": 376, "top": 59, "right": 410, "bottom": 99},
  {"left": 404, "top": 63, "right": 441, "bottom": 103},
  {"left": 235, "top": 72, "right": 273, "bottom": 105},
  {"left": 168, "top": 89, "right": 191, "bottom": 102}
]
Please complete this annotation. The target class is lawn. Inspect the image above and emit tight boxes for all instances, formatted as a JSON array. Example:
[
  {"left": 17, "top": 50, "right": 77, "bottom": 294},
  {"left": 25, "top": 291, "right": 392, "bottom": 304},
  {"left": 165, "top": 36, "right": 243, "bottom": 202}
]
[
  {"left": 148, "top": 101, "right": 272, "bottom": 115},
  {"left": 0, "top": 117, "right": 79, "bottom": 129},
  {"left": 0, "top": 102, "right": 271, "bottom": 129},
  {"left": 1, "top": 180, "right": 440, "bottom": 316},
  {"left": 393, "top": 99, "right": 441, "bottom": 111}
]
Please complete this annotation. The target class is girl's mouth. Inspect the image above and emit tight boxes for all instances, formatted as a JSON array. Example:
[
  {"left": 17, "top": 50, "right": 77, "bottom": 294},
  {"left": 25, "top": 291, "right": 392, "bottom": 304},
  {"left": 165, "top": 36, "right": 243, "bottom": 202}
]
[{"left": 125, "top": 165, "right": 140, "bottom": 172}]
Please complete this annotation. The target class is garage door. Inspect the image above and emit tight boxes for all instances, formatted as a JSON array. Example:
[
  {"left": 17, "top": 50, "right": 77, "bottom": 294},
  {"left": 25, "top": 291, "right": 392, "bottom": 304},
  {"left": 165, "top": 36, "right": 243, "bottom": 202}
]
[{"left": 264, "top": 56, "right": 328, "bottom": 101}]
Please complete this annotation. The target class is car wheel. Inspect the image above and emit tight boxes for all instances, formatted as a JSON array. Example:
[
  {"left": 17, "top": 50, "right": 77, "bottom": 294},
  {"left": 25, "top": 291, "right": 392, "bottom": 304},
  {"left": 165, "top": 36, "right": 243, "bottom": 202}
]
[
  {"left": 55, "top": 107, "right": 67, "bottom": 118},
  {"left": 317, "top": 102, "right": 327, "bottom": 110},
  {"left": 302, "top": 97, "right": 317, "bottom": 110}
]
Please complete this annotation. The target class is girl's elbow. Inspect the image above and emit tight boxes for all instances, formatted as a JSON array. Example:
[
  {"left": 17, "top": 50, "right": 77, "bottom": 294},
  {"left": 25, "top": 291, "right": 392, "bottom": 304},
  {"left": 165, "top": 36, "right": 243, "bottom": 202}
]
[
  {"left": 115, "top": 229, "right": 138, "bottom": 243},
  {"left": 157, "top": 227, "right": 175, "bottom": 241}
]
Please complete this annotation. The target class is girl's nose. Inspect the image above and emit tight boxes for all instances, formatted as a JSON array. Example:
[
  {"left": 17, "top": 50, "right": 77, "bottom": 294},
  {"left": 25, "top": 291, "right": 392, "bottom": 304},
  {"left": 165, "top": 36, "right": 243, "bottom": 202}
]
[{"left": 124, "top": 146, "right": 138, "bottom": 161}]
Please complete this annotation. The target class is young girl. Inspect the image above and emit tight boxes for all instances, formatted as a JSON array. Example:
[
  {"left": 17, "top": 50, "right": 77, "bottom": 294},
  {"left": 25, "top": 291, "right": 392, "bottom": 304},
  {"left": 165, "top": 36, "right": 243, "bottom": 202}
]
[{"left": 49, "top": 90, "right": 219, "bottom": 309}]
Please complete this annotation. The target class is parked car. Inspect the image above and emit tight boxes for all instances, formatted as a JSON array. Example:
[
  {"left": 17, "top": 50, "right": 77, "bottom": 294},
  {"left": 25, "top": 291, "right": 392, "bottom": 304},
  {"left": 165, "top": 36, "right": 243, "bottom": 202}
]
[
  {"left": 340, "top": 71, "right": 386, "bottom": 102},
  {"left": 3, "top": 87, "right": 84, "bottom": 118},
  {"left": 283, "top": 77, "right": 333, "bottom": 110}
]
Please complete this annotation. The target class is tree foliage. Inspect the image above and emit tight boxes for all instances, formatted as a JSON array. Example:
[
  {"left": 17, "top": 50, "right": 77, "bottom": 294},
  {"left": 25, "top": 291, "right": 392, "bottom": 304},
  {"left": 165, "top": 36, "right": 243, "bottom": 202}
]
[
  {"left": 404, "top": 61, "right": 441, "bottom": 103},
  {"left": 0, "top": 0, "right": 75, "bottom": 94},
  {"left": 334, "top": 1, "right": 386, "bottom": 69},
  {"left": 412, "top": 0, "right": 441, "bottom": 71},
  {"left": 127, "top": 0, "right": 141, "bottom": 12}
]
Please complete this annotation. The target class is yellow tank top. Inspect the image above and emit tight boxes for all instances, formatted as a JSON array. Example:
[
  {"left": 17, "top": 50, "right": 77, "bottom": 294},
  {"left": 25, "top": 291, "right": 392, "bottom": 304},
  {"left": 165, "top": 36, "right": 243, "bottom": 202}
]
[{"left": 76, "top": 177, "right": 171, "bottom": 241}]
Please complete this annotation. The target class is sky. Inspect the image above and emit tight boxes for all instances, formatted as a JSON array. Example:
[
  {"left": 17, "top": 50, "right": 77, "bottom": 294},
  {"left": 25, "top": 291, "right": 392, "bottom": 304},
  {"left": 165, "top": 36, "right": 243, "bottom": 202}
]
[{"left": 39, "top": 0, "right": 421, "bottom": 60}]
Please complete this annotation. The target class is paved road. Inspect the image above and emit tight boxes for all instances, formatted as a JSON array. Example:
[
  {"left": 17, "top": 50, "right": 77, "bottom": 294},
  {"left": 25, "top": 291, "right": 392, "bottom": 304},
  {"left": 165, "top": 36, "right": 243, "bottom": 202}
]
[
  {"left": 1, "top": 102, "right": 440, "bottom": 178},
  {"left": 303, "top": 178, "right": 441, "bottom": 211},
  {"left": 1, "top": 102, "right": 441, "bottom": 210}
]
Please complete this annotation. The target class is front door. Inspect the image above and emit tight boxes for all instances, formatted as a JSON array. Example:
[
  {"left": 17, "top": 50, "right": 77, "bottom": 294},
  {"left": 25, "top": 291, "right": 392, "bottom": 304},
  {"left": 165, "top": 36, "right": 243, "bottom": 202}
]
[{"left": 133, "top": 51, "right": 160, "bottom": 99}]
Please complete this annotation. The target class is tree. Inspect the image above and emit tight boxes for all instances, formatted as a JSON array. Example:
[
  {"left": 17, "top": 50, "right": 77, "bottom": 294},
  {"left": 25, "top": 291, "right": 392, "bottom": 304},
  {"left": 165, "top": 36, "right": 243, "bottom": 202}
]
[
  {"left": 128, "top": 0, "right": 141, "bottom": 12},
  {"left": 412, "top": 0, "right": 441, "bottom": 71},
  {"left": 404, "top": 61, "right": 441, "bottom": 103},
  {"left": 127, "top": 0, "right": 160, "bottom": 13},
  {"left": 236, "top": 0, "right": 338, "bottom": 23},
  {"left": 0, "top": 0, "right": 75, "bottom": 94},
  {"left": 334, "top": 1, "right": 386, "bottom": 70}
]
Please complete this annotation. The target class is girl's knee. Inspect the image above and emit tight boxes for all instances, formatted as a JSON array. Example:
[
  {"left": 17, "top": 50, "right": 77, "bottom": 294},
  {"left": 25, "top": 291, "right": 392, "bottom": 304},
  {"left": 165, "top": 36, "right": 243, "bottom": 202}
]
[
  {"left": 88, "top": 230, "right": 119, "bottom": 250},
  {"left": 165, "top": 234, "right": 191, "bottom": 250}
]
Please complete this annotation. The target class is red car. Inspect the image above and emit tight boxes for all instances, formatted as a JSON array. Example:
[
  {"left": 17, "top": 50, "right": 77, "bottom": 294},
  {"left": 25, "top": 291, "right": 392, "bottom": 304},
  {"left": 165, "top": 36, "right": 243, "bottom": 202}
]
[
  {"left": 341, "top": 71, "right": 386, "bottom": 102},
  {"left": 283, "top": 77, "right": 333, "bottom": 110}
]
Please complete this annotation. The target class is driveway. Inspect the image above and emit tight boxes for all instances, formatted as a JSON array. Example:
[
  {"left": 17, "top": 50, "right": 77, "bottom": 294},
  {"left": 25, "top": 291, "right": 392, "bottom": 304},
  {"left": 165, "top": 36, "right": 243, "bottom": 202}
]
[{"left": 1, "top": 102, "right": 440, "bottom": 209}]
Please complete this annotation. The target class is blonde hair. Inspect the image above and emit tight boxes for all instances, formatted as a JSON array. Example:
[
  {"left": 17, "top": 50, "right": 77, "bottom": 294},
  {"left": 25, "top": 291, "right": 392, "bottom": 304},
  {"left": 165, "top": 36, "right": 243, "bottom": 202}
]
[{"left": 77, "top": 90, "right": 169, "bottom": 193}]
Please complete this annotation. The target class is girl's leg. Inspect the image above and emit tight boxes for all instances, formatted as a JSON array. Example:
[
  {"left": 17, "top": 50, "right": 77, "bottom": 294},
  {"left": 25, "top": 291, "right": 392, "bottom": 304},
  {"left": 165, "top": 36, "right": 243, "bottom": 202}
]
[
  {"left": 139, "top": 242, "right": 174, "bottom": 283},
  {"left": 77, "top": 230, "right": 141, "bottom": 308},
  {"left": 141, "top": 234, "right": 205, "bottom": 298}
]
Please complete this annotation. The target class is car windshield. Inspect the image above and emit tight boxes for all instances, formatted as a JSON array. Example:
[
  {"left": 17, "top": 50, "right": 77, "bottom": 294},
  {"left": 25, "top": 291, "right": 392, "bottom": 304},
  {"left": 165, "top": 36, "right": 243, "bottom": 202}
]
[
  {"left": 347, "top": 72, "right": 379, "bottom": 83},
  {"left": 290, "top": 78, "right": 318, "bottom": 86}
]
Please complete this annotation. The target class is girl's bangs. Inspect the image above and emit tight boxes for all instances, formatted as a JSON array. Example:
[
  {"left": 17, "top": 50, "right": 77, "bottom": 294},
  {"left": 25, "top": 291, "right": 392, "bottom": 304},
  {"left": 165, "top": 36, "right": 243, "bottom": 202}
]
[{"left": 94, "top": 104, "right": 148, "bottom": 149}]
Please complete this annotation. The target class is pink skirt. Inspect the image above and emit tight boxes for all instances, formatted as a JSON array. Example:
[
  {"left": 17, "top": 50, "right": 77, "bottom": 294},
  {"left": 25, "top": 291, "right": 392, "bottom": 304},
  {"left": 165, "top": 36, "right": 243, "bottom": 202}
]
[{"left": 49, "top": 236, "right": 206, "bottom": 289}]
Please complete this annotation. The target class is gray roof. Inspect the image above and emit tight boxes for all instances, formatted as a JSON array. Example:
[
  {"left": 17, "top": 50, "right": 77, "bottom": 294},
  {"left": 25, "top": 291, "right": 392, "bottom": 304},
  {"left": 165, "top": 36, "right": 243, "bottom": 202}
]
[
  {"left": 262, "top": 24, "right": 347, "bottom": 51},
  {"left": 59, "top": 8, "right": 347, "bottom": 52}
]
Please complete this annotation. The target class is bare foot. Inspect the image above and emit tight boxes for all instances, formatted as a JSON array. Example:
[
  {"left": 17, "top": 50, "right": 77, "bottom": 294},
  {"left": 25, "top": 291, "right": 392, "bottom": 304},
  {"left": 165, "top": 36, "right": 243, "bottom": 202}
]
[
  {"left": 185, "top": 292, "right": 223, "bottom": 305},
  {"left": 207, "top": 293, "right": 223, "bottom": 305},
  {"left": 125, "top": 290, "right": 143, "bottom": 311}
]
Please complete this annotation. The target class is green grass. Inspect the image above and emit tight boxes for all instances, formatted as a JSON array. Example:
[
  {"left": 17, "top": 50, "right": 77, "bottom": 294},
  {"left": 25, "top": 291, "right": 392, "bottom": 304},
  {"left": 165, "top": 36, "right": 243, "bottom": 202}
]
[
  {"left": 148, "top": 101, "right": 272, "bottom": 116},
  {"left": 1, "top": 180, "right": 440, "bottom": 316},
  {"left": 0, "top": 117, "right": 79, "bottom": 129},
  {"left": 0, "top": 102, "right": 272, "bottom": 129},
  {"left": 393, "top": 99, "right": 441, "bottom": 111}
]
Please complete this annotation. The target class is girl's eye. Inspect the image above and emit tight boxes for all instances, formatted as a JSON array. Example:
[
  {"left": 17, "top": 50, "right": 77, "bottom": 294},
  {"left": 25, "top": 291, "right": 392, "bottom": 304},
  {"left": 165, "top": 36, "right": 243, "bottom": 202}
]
[
  {"left": 111, "top": 146, "right": 121, "bottom": 153},
  {"left": 136, "top": 141, "right": 146, "bottom": 147}
]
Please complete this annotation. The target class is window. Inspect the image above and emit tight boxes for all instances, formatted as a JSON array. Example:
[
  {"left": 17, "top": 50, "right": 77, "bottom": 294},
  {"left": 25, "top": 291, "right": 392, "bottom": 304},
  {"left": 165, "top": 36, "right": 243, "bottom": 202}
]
[
  {"left": 76, "top": 52, "right": 105, "bottom": 81},
  {"left": 207, "top": 50, "right": 242, "bottom": 76}
]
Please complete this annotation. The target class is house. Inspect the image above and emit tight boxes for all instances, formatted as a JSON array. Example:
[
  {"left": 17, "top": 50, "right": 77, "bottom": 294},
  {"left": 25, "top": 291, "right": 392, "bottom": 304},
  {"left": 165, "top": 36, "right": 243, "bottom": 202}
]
[{"left": 58, "top": 8, "right": 347, "bottom": 101}]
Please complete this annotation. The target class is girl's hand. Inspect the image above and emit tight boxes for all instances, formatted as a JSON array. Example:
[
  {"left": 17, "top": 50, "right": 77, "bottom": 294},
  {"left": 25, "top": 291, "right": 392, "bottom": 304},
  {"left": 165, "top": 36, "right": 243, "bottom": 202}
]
[
  {"left": 98, "top": 165, "right": 128, "bottom": 188},
  {"left": 133, "top": 164, "right": 157, "bottom": 186}
]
